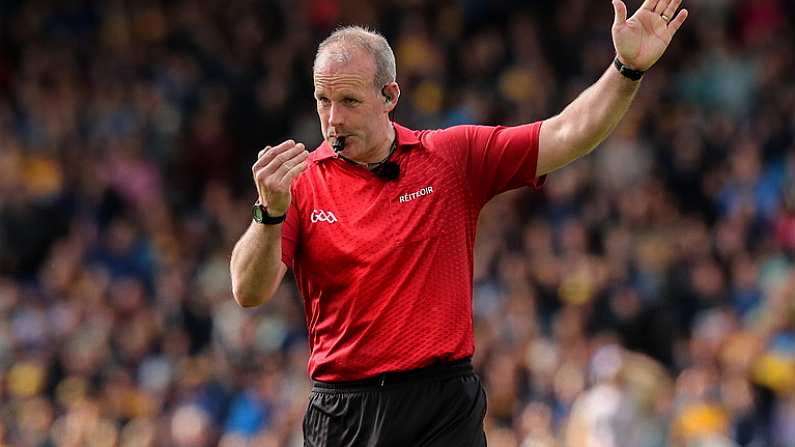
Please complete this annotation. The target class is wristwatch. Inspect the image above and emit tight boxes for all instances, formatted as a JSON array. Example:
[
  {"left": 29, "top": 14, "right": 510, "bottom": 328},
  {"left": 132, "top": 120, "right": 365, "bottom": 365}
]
[
  {"left": 252, "top": 200, "right": 286, "bottom": 225},
  {"left": 613, "top": 57, "right": 645, "bottom": 81}
]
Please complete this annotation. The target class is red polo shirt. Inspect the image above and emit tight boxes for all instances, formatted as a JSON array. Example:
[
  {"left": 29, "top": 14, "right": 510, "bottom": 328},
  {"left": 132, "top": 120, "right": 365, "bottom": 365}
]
[{"left": 281, "top": 121, "right": 544, "bottom": 381}]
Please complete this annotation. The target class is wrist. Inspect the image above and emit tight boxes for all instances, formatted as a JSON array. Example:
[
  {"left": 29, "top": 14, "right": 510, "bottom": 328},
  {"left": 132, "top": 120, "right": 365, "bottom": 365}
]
[
  {"left": 256, "top": 197, "right": 287, "bottom": 216},
  {"left": 613, "top": 56, "right": 645, "bottom": 81},
  {"left": 253, "top": 200, "right": 287, "bottom": 225}
]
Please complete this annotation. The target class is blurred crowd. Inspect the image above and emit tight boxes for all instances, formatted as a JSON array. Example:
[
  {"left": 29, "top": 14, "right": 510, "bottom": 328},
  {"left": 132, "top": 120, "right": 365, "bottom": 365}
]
[{"left": 1, "top": 0, "right": 794, "bottom": 446}]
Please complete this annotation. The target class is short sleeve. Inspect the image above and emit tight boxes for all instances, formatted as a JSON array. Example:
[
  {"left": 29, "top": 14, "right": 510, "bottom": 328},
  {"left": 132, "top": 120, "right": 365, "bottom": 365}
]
[
  {"left": 458, "top": 121, "right": 545, "bottom": 207},
  {"left": 280, "top": 198, "right": 300, "bottom": 267}
]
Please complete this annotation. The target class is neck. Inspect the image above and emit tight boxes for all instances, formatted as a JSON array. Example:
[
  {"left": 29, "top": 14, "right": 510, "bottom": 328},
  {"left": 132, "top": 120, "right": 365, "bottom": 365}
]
[
  {"left": 350, "top": 124, "right": 395, "bottom": 165},
  {"left": 340, "top": 138, "right": 397, "bottom": 171}
]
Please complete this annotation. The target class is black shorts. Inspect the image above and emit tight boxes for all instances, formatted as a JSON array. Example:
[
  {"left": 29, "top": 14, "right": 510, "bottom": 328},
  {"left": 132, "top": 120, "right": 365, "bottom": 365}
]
[{"left": 303, "top": 358, "right": 487, "bottom": 447}]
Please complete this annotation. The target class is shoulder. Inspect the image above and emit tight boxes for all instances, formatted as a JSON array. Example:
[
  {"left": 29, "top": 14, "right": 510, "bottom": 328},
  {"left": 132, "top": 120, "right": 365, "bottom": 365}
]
[{"left": 394, "top": 122, "right": 482, "bottom": 150}]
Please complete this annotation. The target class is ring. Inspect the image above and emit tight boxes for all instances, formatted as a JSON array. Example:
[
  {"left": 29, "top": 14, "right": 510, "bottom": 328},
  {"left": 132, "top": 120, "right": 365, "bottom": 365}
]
[{"left": 661, "top": 14, "right": 670, "bottom": 22}]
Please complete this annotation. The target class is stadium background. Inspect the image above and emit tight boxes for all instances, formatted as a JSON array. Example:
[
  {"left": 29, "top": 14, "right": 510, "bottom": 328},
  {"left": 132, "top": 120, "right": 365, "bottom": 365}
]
[{"left": 1, "top": 0, "right": 794, "bottom": 445}]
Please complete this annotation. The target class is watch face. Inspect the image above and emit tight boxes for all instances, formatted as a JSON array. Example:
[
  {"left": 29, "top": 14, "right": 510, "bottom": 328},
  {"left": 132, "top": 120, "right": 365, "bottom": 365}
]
[{"left": 252, "top": 204, "right": 264, "bottom": 222}]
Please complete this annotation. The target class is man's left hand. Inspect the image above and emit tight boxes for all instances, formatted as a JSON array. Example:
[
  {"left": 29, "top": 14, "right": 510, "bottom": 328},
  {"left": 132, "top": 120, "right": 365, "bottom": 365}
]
[{"left": 612, "top": 0, "right": 688, "bottom": 72}]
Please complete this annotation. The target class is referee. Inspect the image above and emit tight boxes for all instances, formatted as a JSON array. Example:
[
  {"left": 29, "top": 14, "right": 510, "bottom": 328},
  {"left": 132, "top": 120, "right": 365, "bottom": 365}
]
[{"left": 230, "top": 1, "right": 687, "bottom": 445}]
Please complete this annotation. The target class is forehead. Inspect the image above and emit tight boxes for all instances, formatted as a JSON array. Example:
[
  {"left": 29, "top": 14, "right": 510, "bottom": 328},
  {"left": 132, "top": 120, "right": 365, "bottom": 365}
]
[{"left": 313, "top": 47, "right": 376, "bottom": 90}]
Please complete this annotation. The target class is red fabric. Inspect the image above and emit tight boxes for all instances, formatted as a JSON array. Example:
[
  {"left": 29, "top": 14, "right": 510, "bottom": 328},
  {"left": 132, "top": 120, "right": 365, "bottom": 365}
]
[
  {"left": 738, "top": 0, "right": 783, "bottom": 43},
  {"left": 282, "top": 121, "right": 544, "bottom": 381},
  {"left": 775, "top": 214, "right": 795, "bottom": 250}
]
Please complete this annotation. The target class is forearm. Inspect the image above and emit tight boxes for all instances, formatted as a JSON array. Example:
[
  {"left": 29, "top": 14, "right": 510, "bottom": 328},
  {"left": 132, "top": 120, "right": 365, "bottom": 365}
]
[
  {"left": 562, "top": 62, "right": 641, "bottom": 151},
  {"left": 538, "top": 63, "right": 641, "bottom": 175},
  {"left": 230, "top": 222, "right": 285, "bottom": 307}
]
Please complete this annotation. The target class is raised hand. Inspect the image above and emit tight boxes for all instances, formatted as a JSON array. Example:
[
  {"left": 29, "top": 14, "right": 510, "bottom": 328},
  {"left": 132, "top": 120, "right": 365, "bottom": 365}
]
[
  {"left": 252, "top": 140, "right": 309, "bottom": 216},
  {"left": 611, "top": 0, "right": 688, "bottom": 71}
]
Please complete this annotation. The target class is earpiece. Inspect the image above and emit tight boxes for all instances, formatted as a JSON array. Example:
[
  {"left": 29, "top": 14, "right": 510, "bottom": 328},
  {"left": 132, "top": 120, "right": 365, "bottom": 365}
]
[{"left": 382, "top": 87, "right": 391, "bottom": 103}]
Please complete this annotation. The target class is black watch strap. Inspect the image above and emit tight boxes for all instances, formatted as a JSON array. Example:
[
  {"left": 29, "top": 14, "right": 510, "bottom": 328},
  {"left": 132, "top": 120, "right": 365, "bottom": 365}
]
[
  {"left": 613, "top": 57, "right": 645, "bottom": 81},
  {"left": 252, "top": 200, "right": 286, "bottom": 225}
]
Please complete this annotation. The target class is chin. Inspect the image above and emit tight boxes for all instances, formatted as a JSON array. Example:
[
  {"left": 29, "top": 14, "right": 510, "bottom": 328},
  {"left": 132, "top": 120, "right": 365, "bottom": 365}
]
[
  {"left": 340, "top": 148, "right": 357, "bottom": 159},
  {"left": 340, "top": 144, "right": 362, "bottom": 159}
]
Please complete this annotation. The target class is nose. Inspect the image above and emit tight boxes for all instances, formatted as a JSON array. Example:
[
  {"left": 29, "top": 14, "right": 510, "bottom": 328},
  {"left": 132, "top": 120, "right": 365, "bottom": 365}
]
[{"left": 328, "top": 102, "right": 344, "bottom": 129}]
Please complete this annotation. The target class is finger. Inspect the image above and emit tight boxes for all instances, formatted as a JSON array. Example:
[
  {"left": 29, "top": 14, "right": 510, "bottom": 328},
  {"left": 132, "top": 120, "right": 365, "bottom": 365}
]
[
  {"left": 663, "top": 0, "right": 682, "bottom": 22},
  {"left": 654, "top": 0, "right": 669, "bottom": 14},
  {"left": 667, "top": 9, "right": 688, "bottom": 35},
  {"left": 278, "top": 160, "right": 309, "bottom": 188},
  {"left": 254, "top": 140, "right": 295, "bottom": 169},
  {"left": 640, "top": 0, "right": 659, "bottom": 11},
  {"left": 612, "top": 0, "right": 627, "bottom": 26},
  {"left": 254, "top": 154, "right": 305, "bottom": 196},
  {"left": 271, "top": 150, "right": 309, "bottom": 182},
  {"left": 255, "top": 142, "right": 304, "bottom": 174},
  {"left": 269, "top": 144, "right": 306, "bottom": 167},
  {"left": 253, "top": 140, "right": 296, "bottom": 170},
  {"left": 253, "top": 147, "right": 305, "bottom": 192},
  {"left": 259, "top": 149, "right": 307, "bottom": 186}
]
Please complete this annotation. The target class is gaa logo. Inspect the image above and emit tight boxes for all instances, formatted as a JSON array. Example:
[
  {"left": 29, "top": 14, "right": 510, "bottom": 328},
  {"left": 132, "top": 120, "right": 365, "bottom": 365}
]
[{"left": 311, "top": 209, "right": 338, "bottom": 223}]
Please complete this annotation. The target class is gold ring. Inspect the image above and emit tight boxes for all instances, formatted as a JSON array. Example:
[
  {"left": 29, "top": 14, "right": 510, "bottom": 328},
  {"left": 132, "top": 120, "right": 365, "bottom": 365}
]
[{"left": 661, "top": 14, "right": 671, "bottom": 22}]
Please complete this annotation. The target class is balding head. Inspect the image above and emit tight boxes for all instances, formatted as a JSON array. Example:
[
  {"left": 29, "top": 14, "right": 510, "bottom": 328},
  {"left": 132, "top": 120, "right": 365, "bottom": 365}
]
[{"left": 314, "top": 26, "right": 396, "bottom": 89}]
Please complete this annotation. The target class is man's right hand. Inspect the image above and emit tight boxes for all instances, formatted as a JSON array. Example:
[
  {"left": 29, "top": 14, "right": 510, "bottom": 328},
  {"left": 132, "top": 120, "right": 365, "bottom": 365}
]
[{"left": 252, "top": 140, "right": 309, "bottom": 216}]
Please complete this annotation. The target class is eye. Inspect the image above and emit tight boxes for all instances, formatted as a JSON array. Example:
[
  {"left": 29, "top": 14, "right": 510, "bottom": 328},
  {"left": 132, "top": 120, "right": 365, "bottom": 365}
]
[
  {"left": 316, "top": 96, "right": 330, "bottom": 107},
  {"left": 343, "top": 97, "right": 360, "bottom": 106}
]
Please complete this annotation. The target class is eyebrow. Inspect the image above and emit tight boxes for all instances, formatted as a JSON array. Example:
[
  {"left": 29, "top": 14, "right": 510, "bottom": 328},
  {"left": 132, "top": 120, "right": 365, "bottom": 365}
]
[{"left": 314, "top": 90, "right": 363, "bottom": 99}]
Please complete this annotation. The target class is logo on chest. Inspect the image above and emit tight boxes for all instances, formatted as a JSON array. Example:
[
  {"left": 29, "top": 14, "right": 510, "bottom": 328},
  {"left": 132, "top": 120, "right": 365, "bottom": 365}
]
[
  {"left": 311, "top": 209, "right": 338, "bottom": 223},
  {"left": 399, "top": 186, "right": 434, "bottom": 204}
]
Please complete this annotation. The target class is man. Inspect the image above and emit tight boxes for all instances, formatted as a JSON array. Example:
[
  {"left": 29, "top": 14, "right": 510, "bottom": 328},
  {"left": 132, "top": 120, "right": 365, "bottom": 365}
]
[{"left": 230, "top": 0, "right": 687, "bottom": 445}]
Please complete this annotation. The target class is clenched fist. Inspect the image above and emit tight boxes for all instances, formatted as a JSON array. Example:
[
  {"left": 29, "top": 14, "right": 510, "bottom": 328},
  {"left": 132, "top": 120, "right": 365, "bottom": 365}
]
[{"left": 252, "top": 140, "right": 309, "bottom": 216}]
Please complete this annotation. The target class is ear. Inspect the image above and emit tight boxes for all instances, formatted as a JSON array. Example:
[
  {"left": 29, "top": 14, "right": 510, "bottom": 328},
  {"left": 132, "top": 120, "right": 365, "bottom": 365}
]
[{"left": 381, "top": 82, "right": 400, "bottom": 112}]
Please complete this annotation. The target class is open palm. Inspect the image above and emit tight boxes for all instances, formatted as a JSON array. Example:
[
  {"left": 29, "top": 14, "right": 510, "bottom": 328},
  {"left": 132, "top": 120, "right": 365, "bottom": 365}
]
[{"left": 612, "top": 0, "right": 688, "bottom": 71}]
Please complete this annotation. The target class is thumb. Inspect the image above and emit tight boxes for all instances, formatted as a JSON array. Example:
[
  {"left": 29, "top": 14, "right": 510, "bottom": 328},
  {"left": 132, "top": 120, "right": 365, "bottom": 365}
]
[{"left": 612, "top": 0, "right": 627, "bottom": 26}]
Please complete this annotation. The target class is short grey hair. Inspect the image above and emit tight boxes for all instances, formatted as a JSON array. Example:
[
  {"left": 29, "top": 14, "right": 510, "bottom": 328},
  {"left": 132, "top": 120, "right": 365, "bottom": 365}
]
[{"left": 314, "top": 26, "right": 396, "bottom": 88}]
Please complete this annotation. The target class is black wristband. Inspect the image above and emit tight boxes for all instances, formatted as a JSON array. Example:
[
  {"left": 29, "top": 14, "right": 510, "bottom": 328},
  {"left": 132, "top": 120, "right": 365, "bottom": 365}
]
[
  {"left": 252, "top": 200, "right": 286, "bottom": 225},
  {"left": 613, "top": 57, "right": 645, "bottom": 81}
]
